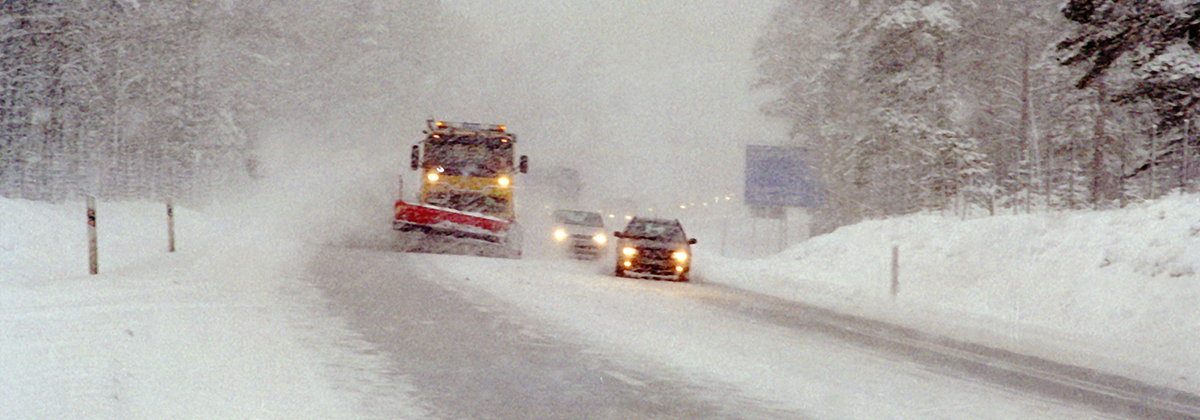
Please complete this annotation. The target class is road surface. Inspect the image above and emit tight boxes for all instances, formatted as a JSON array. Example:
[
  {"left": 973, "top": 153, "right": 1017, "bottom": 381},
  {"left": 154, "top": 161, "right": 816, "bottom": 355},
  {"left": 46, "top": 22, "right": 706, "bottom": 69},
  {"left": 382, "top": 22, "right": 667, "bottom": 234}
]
[{"left": 298, "top": 245, "right": 1185, "bottom": 419}]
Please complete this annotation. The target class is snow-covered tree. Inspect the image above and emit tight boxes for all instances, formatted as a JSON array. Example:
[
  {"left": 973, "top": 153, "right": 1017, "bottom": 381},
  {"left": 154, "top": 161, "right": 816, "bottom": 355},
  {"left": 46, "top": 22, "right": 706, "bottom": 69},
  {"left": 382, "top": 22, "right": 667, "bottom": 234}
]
[
  {"left": 754, "top": 0, "right": 1184, "bottom": 225},
  {"left": 756, "top": 0, "right": 998, "bottom": 224},
  {"left": 0, "top": 0, "right": 444, "bottom": 201},
  {"left": 1058, "top": 0, "right": 1200, "bottom": 198},
  {"left": 753, "top": 0, "right": 869, "bottom": 231}
]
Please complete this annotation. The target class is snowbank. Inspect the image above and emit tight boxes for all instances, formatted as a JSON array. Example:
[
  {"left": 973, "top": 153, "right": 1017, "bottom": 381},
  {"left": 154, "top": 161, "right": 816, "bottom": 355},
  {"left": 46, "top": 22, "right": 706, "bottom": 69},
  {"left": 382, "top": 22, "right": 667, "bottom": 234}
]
[
  {"left": 696, "top": 192, "right": 1200, "bottom": 394},
  {"left": 0, "top": 198, "right": 426, "bottom": 419}
]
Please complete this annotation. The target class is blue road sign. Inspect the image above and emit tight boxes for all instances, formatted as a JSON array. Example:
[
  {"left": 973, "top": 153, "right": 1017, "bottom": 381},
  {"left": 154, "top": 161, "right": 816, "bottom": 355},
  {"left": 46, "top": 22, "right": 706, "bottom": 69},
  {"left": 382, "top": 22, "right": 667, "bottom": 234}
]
[{"left": 744, "top": 146, "right": 822, "bottom": 208}]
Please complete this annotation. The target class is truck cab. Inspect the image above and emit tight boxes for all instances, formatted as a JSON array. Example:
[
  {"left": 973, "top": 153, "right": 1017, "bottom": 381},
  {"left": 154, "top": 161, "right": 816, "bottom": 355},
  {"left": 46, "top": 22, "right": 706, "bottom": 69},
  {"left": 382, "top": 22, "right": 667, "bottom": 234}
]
[
  {"left": 410, "top": 120, "right": 528, "bottom": 219},
  {"left": 393, "top": 120, "right": 529, "bottom": 257}
]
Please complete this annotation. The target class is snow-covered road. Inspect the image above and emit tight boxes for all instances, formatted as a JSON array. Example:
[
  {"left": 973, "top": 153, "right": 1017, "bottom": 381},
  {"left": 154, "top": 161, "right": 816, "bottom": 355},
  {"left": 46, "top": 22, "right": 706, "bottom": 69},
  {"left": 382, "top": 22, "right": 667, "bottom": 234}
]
[
  {"left": 307, "top": 246, "right": 788, "bottom": 419},
  {"left": 7, "top": 193, "right": 1200, "bottom": 419},
  {"left": 302, "top": 243, "right": 1120, "bottom": 419}
]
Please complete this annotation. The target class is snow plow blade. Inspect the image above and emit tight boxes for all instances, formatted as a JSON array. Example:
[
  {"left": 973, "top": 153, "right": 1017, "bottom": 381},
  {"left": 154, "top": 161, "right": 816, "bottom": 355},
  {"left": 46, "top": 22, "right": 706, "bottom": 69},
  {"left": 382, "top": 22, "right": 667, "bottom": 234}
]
[
  {"left": 393, "top": 201, "right": 510, "bottom": 242},
  {"left": 393, "top": 201, "right": 522, "bottom": 258}
]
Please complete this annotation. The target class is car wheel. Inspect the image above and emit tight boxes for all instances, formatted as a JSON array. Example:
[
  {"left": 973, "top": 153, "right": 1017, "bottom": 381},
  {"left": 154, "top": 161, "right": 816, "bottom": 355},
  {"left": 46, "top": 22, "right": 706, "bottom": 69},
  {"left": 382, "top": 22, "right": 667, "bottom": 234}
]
[
  {"left": 674, "top": 273, "right": 689, "bottom": 282},
  {"left": 614, "top": 266, "right": 625, "bottom": 277}
]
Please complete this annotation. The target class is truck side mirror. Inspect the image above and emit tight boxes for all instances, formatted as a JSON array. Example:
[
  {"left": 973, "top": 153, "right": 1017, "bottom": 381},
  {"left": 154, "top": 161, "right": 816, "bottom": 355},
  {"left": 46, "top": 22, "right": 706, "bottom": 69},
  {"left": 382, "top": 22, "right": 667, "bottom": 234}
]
[
  {"left": 519, "top": 155, "right": 528, "bottom": 173},
  {"left": 689, "top": 238, "right": 697, "bottom": 245},
  {"left": 410, "top": 145, "right": 420, "bottom": 171}
]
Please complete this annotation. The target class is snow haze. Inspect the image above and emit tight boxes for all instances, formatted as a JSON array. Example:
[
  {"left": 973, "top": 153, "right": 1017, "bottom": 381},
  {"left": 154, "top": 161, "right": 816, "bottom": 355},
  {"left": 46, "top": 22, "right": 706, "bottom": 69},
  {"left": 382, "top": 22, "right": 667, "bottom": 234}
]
[
  {"left": 429, "top": 0, "right": 783, "bottom": 208},
  {"left": 6, "top": 1, "right": 1200, "bottom": 418}
]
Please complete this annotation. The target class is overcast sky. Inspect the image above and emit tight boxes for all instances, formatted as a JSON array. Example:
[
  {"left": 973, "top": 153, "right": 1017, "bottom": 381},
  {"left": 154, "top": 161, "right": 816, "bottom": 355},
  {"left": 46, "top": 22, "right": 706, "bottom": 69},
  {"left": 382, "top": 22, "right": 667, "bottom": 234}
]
[{"left": 434, "top": 0, "right": 787, "bottom": 211}]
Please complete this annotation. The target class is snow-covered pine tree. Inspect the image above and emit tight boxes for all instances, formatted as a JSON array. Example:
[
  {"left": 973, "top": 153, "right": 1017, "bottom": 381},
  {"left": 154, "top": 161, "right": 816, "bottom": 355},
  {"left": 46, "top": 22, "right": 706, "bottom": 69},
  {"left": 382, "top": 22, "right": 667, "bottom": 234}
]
[
  {"left": 753, "top": 0, "right": 867, "bottom": 231},
  {"left": 847, "top": 1, "right": 971, "bottom": 214},
  {"left": 1059, "top": 0, "right": 1200, "bottom": 197}
]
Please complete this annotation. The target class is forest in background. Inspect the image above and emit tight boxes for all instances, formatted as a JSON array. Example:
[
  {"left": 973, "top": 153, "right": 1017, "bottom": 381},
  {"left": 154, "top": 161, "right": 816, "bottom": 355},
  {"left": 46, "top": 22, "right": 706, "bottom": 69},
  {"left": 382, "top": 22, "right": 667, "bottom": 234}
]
[
  {"left": 756, "top": 0, "right": 1200, "bottom": 233},
  {"left": 5, "top": 0, "right": 1200, "bottom": 234},
  {"left": 0, "top": 0, "right": 444, "bottom": 202}
]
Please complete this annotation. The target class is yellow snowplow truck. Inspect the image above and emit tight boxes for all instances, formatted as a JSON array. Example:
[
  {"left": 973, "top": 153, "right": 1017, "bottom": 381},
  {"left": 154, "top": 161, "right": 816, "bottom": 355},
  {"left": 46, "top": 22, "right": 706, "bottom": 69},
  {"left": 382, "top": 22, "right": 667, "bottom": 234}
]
[{"left": 393, "top": 120, "right": 528, "bottom": 258}]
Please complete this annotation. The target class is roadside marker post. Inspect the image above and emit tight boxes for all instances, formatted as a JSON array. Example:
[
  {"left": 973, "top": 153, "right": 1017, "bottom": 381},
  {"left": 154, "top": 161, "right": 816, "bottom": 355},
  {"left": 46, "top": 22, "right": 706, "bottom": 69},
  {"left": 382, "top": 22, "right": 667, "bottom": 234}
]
[
  {"left": 167, "top": 199, "right": 175, "bottom": 253},
  {"left": 890, "top": 245, "right": 899, "bottom": 298},
  {"left": 87, "top": 195, "right": 98, "bottom": 275}
]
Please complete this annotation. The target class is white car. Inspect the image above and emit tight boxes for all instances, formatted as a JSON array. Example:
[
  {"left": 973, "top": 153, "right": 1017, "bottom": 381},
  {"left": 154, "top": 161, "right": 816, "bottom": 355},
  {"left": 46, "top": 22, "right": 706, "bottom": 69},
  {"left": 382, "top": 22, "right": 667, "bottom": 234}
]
[{"left": 550, "top": 209, "right": 607, "bottom": 260}]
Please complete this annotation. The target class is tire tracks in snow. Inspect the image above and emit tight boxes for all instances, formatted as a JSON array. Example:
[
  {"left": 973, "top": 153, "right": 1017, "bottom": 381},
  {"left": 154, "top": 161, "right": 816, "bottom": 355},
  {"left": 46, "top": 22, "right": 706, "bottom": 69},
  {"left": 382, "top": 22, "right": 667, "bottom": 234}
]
[
  {"left": 303, "top": 246, "right": 805, "bottom": 420},
  {"left": 695, "top": 283, "right": 1200, "bottom": 420}
]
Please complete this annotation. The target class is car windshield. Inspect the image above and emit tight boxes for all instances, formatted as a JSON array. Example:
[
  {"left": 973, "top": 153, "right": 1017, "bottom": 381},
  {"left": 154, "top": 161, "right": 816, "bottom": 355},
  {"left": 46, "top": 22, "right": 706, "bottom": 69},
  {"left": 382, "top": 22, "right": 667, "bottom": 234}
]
[
  {"left": 623, "top": 220, "right": 685, "bottom": 242},
  {"left": 553, "top": 210, "right": 603, "bottom": 227}
]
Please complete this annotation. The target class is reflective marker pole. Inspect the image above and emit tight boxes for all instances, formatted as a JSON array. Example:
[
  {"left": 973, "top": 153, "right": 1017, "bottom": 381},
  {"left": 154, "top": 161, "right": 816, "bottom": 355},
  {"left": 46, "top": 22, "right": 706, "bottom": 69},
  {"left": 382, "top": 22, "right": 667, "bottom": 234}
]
[
  {"left": 167, "top": 198, "right": 175, "bottom": 253},
  {"left": 87, "top": 195, "right": 98, "bottom": 275},
  {"left": 890, "top": 245, "right": 899, "bottom": 298}
]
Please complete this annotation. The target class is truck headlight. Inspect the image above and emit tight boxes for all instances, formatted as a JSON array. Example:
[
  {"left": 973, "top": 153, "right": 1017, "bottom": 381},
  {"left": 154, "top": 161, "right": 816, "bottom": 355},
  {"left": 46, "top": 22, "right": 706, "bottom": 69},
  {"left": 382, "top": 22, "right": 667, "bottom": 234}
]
[
  {"left": 427, "top": 173, "right": 439, "bottom": 182},
  {"left": 622, "top": 247, "right": 637, "bottom": 256},
  {"left": 498, "top": 177, "right": 510, "bottom": 186},
  {"left": 593, "top": 234, "right": 606, "bottom": 244},
  {"left": 554, "top": 229, "right": 567, "bottom": 241},
  {"left": 672, "top": 251, "right": 688, "bottom": 262}
]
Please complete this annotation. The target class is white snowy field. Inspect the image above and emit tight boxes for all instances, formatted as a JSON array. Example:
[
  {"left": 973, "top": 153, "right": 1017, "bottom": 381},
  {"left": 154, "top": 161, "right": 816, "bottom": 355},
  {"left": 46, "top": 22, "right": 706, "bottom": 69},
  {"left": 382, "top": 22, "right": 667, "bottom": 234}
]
[{"left": 1, "top": 186, "right": 1198, "bottom": 418}]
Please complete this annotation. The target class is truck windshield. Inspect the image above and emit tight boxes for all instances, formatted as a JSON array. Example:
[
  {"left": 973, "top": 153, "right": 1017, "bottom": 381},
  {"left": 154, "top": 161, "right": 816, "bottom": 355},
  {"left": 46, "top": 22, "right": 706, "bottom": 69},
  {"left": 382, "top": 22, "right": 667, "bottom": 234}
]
[
  {"left": 424, "top": 136, "right": 513, "bottom": 177},
  {"left": 426, "top": 191, "right": 509, "bottom": 215}
]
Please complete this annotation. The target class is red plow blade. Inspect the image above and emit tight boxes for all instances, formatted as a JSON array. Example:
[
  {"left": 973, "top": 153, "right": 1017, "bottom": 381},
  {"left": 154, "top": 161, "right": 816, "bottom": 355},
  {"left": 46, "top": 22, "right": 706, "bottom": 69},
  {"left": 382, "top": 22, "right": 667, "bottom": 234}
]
[{"left": 393, "top": 201, "right": 512, "bottom": 243}]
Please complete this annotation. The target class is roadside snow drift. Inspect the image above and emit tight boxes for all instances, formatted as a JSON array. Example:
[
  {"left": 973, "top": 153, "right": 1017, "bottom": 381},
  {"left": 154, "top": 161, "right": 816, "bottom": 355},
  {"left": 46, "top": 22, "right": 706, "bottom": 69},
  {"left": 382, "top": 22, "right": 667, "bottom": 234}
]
[{"left": 697, "top": 193, "right": 1200, "bottom": 394}]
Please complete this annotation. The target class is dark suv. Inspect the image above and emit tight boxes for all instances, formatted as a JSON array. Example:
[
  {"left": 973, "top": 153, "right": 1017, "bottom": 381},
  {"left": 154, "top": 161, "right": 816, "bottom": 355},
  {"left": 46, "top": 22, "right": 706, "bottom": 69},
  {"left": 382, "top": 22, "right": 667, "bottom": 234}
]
[{"left": 613, "top": 217, "right": 697, "bottom": 282}]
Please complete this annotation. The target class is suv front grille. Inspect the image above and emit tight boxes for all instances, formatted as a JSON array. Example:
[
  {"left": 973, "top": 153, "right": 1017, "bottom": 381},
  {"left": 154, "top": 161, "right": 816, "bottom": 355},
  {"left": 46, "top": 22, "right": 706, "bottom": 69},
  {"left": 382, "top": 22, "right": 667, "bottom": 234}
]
[{"left": 638, "top": 247, "right": 671, "bottom": 260}]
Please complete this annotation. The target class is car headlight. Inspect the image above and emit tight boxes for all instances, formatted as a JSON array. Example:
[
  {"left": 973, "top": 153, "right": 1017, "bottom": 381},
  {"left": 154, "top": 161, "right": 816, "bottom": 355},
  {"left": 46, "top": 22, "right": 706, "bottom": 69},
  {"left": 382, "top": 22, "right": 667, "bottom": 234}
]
[
  {"left": 622, "top": 247, "right": 637, "bottom": 256},
  {"left": 593, "top": 233, "right": 606, "bottom": 244},
  {"left": 672, "top": 251, "right": 689, "bottom": 262},
  {"left": 498, "top": 176, "right": 510, "bottom": 186},
  {"left": 427, "top": 173, "right": 439, "bottom": 182},
  {"left": 554, "top": 229, "right": 567, "bottom": 241}
]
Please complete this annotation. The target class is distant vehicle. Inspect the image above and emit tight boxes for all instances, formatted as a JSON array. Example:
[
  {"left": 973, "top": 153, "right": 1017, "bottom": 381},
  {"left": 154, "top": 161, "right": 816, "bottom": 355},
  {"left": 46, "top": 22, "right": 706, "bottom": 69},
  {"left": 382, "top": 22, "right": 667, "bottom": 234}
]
[
  {"left": 550, "top": 209, "right": 607, "bottom": 260},
  {"left": 613, "top": 217, "right": 697, "bottom": 282}
]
